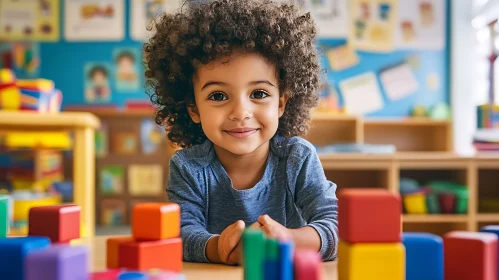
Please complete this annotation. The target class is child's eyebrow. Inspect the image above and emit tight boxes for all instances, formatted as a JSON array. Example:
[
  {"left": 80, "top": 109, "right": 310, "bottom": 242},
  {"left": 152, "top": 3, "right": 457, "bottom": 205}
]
[{"left": 201, "top": 80, "right": 276, "bottom": 90}]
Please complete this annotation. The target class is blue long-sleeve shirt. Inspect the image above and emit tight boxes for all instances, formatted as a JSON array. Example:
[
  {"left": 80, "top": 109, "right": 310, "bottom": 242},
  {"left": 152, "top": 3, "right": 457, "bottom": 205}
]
[{"left": 166, "top": 135, "right": 338, "bottom": 263}]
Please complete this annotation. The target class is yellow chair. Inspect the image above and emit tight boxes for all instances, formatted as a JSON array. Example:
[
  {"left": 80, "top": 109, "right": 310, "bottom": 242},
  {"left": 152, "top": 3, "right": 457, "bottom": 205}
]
[{"left": 339, "top": 240, "right": 405, "bottom": 280}]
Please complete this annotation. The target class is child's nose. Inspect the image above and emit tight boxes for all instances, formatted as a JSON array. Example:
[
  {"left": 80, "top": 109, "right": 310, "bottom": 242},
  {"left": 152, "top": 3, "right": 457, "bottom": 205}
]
[{"left": 229, "top": 98, "right": 252, "bottom": 121}]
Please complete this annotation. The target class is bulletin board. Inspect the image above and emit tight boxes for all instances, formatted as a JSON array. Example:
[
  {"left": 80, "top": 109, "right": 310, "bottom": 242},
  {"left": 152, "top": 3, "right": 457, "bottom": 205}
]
[{"left": 0, "top": 0, "right": 449, "bottom": 117}]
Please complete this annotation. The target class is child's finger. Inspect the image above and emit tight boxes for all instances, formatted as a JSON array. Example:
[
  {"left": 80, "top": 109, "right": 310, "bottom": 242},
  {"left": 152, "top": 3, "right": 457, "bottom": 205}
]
[
  {"left": 250, "top": 221, "right": 262, "bottom": 228},
  {"left": 258, "top": 214, "right": 271, "bottom": 225}
]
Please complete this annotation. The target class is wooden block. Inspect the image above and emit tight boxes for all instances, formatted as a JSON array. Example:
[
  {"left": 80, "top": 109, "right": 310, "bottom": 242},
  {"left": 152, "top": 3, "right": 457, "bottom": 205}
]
[
  {"left": 0, "top": 236, "right": 51, "bottom": 280},
  {"left": 242, "top": 228, "right": 266, "bottom": 280},
  {"left": 338, "top": 188, "right": 401, "bottom": 243},
  {"left": 132, "top": 202, "right": 180, "bottom": 240},
  {"left": 28, "top": 204, "right": 80, "bottom": 243},
  {"left": 25, "top": 245, "right": 88, "bottom": 280},
  {"left": 293, "top": 249, "right": 321, "bottom": 280},
  {"left": 106, "top": 236, "right": 134, "bottom": 269},
  {"left": 444, "top": 231, "right": 497, "bottom": 280},
  {"left": 481, "top": 225, "right": 499, "bottom": 279},
  {"left": 279, "top": 240, "right": 294, "bottom": 280},
  {"left": 338, "top": 240, "right": 405, "bottom": 280},
  {"left": 118, "top": 238, "right": 182, "bottom": 272},
  {"left": 402, "top": 232, "right": 443, "bottom": 280}
]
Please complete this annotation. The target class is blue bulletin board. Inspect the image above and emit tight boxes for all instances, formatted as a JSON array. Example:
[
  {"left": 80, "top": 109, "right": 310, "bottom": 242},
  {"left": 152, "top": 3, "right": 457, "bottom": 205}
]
[{"left": 0, "top": 0, "right": 450, "bottom": 117}]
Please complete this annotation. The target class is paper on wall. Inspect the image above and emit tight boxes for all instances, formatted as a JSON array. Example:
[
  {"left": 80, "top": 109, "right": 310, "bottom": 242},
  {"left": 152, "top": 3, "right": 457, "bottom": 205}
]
[
  {"left": 380, "top": 63, "right": 419, "bottom": 101},
  {"left": 339, "top": 72, "right": 384, "bottom": 115}
]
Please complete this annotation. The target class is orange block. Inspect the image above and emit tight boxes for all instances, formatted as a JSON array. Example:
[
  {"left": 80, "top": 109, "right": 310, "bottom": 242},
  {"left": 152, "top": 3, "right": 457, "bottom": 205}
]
[
  {"left": 132, "top": 202, "right": 180, "bottom": 240},
  {"left": 106, "top": 236, "right": 134, "bottom": 269},
  {"left": 118, "top": 238, "right": 183, "bottom": 272}
]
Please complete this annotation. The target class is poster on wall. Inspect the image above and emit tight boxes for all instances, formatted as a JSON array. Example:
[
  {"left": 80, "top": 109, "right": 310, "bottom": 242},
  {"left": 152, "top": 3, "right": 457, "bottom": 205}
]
[
  {"left": 0, "top": 0, "right": 60, "bottom": 41},
  {"left": 296, "top": 0, "right": 349, "bottom": 38},
  {"left": 339, "top": 72, "right": 384, "bottom": 115},
  {"left": 380, "top": 63, "right": 419, "bottom": 101},
  {"left": 348, "top": 0, "right": 398, "bottom": 52},
  {"left": 113, "top": 48, "right": 141, "bottom": 92},
  {"left": 394, "top": 0, "right": 446, "bottom": 50},
  {"left": 64, "top": 0, "right": 124, "bottom": 41},
  {"left": 130, "top": 0, "right": 183, "bottom": 41},
  {"left": 84, "top": 62, "right": 112, "bottom": 103}
]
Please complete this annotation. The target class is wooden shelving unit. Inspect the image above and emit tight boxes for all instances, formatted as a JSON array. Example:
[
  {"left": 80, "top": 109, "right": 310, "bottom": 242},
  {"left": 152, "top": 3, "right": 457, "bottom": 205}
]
[{"left": 306, "top": 115, "right": 498, "bottom": 235}]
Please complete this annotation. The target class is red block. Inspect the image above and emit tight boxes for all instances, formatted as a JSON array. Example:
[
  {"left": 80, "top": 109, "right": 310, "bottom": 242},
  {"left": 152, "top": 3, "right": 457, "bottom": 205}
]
[
  {"left": 294, "top": 249, "right": 321, "bottom": 280},
  {"left": 119, "top": 238, "right": 182, "bottom": 273},
  {"left": 89, "top": 269, "right": 122, "bottom": 280},
  {"left": 444, "top": 231, "right": 498, "bottom": 280},
  {"left": 338, "top": 188, "right": 401, "bottom": 243},
  {"left": 28, "top": 204, "right": 80, "bottom": 243}
]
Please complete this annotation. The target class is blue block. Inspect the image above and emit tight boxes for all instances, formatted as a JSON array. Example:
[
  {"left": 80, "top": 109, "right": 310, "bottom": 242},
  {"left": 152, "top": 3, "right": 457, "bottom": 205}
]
[
  {"left": 279, "top": 240, "right": 294, "bottom": 280},
  {"left": 402, "top": 232, "right": 443, "bottom": 280},
  {"left": 118, "top": 271, "right": 148, "bottom": 280},
  {"left": 480, "top": 225, "right": 499, "bottom": 278},
  {"left": 0, "top": 236, "right": 51, "bottom": 280},
  {"left": 264, "top": 260, "right": 279, "bottom": 280}
]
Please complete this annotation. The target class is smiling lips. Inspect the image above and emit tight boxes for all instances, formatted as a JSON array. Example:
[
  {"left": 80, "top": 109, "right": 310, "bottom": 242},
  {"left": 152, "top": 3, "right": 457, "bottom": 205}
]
[{"left": 223, "top": 128, "right": 259, "bottom": 139}]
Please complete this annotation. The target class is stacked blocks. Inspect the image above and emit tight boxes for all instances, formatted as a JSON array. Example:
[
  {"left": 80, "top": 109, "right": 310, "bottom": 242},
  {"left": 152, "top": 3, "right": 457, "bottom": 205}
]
[
  {"left": 338, "top": 188, "right": 405, "bottom": 280},
  {"left": 107, "top": 202, "right": 182, "bottom": 273},
  {"left": 25, "top": 245, "right": 88, "bottom": 280},
  {"left": 402, "top": 232, "right": 443, "bottom": 280},
  {"left": 242, "top": 227, "right": 321, "bottom": 280},
  {"left": 481, "top": 225, "right": 499, "bottom": 279},
  {"left": 444, "top": 231, "right": 498, "bottom": 280},
  {"left": 28, "top": 204, "right": 80, "bottom": 243}
]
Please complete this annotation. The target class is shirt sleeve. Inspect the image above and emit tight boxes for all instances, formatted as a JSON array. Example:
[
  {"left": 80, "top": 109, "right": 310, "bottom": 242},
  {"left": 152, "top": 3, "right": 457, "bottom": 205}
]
[
  {"left": 166, "top": 155, "right": 215, "bottom": 263},
  {"left": 294, "top": 148, "right": 339, "bottom": 261}
]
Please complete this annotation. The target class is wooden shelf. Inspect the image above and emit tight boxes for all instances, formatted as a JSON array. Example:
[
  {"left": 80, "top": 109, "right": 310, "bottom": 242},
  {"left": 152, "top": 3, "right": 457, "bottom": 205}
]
[
  {"left": 402, "top": 214, "right": 469, "bottom": 223},
  {"left": 477, "top": 214, "right": 499, "bottom": 222}
]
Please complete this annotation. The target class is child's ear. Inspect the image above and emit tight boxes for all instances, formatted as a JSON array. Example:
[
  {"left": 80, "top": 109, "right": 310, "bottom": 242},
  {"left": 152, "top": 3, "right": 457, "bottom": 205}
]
[
  {"left": 187, "top": 104, "right": 201, "bottom": 123},
  {"left": 278, "top": 94, "right": 289, "bottom": 118}
]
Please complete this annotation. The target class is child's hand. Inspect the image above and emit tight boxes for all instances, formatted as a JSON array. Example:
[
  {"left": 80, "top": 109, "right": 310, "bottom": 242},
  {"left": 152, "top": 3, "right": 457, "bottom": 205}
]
[
  {"left": 258, "top": 215, "right": 292, "bottom": 240},
  {"left": 225, "top": 221, "right": 262, "bottom": 264},
  {"left": 218, "top": 220, "right": 245, "bottom": 265}
]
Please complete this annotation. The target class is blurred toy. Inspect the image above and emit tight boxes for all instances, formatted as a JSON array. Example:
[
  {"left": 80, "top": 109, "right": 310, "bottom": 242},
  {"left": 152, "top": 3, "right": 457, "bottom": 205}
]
[
  {"left": 411, "top": 105, "right": 428, "bottom": 117},
  {"left": 0, "top": 68, "right": 62, "bottom": 112},
  {"left": 28, "top": 204, "right": 80, "bottom": 243},
  {"left": 429, "top": 102, "right": 451, "bottom": 120}
]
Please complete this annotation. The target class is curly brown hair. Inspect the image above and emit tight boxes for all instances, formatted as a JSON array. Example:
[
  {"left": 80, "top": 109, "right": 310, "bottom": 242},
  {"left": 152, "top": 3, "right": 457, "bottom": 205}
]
[{"left": 144, "top": 0, "right": 322, "bottom": 148}]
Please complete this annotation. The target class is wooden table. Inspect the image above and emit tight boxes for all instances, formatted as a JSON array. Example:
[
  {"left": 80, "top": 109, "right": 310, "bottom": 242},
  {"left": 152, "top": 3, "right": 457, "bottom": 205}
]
[
  {"left": 86, "top": 236, "right": 339, "bottom": 280},
  {"left": 0, "top": 111, "right": 100, "bottom": 236}
]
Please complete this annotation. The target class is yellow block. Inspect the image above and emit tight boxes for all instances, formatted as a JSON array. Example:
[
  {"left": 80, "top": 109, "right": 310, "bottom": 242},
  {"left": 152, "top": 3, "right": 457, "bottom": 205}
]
[
  {"left": 0, "top": 68, "right": 15, "bottom": 83},
  {"left": 13, "top": 194, "right": 61, "bottom": 221},
  {"left": 403, "top": 192, "right": 427, "bottom": 214},
  {"left": 339, "top": 240, "right": 405, "bottom": 280}
]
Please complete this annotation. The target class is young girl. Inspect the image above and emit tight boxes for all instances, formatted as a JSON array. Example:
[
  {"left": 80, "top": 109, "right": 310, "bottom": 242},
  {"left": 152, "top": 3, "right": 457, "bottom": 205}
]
[{"left": 144, "top": 0, "right": 338, "bottom": 265}]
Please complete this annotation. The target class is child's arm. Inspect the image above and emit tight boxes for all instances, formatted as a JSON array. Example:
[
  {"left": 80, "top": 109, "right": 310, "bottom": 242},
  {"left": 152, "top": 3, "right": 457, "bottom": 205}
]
[
  {"left": 292, "top": 149, "right": 339, "bottom": 261},
  {"left": 166, "top": 157, "right": 218, "bottom": 263}
]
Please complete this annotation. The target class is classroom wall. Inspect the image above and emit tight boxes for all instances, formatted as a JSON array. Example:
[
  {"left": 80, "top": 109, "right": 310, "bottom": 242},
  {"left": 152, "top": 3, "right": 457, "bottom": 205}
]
[{"left": 3, "top": 0, "right": 451, "bottom": 117}]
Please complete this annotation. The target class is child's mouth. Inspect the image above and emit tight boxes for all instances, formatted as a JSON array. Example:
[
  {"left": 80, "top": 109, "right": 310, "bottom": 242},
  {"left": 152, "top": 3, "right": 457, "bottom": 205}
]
[{"left": 223, "top": 128, "right": 259, "bottom": 139}]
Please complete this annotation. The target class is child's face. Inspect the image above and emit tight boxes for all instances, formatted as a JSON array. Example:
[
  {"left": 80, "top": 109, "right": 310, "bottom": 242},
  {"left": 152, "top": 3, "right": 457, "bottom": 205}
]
[{"left": 189, "top": 52, "right": 288, "bottom": 156}]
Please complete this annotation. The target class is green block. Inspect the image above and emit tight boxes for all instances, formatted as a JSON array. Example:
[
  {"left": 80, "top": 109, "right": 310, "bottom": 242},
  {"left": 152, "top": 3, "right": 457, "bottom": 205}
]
[
  {"left": 0, "top": 195, "right": 8, "bottom": 238},
  {"left": 243, "top": 228, "right": 266, "bottom": 280},
  {"left": 266, "top": 238, "right": 279, "bottom": 261}
]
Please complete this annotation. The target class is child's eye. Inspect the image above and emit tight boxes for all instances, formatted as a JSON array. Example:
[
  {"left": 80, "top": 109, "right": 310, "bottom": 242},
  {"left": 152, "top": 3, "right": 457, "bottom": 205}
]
[
  {"left": 208, "top": 92, "right": 228, "bottom": 101},
  {"left": 250, "top": 90, "right": 269, "bottom": 99}
]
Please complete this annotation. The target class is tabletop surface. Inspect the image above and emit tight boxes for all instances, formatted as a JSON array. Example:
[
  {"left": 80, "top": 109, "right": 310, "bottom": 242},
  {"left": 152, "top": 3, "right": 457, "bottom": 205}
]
[{"left": 86, "top": 235, "right": 338, "bottom": 280}]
